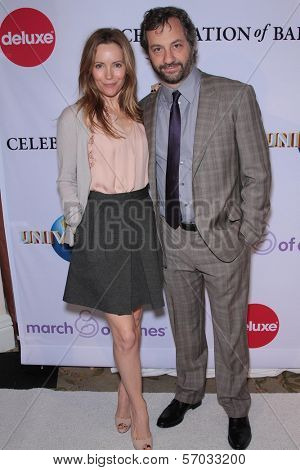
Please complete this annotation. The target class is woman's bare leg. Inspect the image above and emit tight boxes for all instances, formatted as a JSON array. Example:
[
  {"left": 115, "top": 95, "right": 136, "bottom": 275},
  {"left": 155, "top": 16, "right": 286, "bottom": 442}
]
[
  {"left": 105, "top": 308, "right": 151, "bottom": 445},
  {"left": 115, "top": 308, "right": 142, "bottom": 421}
]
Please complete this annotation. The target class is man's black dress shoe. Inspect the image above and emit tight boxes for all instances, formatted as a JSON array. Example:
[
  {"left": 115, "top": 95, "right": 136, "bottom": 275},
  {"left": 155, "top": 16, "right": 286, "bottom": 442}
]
[
  {"left": 228, "top": 417, "right": 252, "bottom": 450},
  {"left": 157, "top": 398, "right": 202, "bottom": 428}
]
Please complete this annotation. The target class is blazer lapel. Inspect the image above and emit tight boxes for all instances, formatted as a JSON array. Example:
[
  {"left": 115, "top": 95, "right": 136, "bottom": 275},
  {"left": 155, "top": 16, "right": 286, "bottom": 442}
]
[
  {"left": 192, "top": 72, "right": 220, "bottom": 179},
  {"left": 143, "top": 91, "right": 159, "bottom": 203}
]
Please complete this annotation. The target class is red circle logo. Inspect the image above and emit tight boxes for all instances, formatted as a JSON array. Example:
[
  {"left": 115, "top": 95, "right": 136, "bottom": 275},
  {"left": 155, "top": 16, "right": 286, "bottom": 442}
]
[
  {"left": 0, "top": 8, "right": 55, "bottom": 67},
  {"left": 247, "top": 304, "right": 279, "bottom": 348}
]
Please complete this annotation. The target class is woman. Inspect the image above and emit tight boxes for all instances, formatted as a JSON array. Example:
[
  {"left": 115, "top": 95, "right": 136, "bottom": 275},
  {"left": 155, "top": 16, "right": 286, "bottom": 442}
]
[{"left": 56, "top": 29, "right": 164, "bottom": 450}]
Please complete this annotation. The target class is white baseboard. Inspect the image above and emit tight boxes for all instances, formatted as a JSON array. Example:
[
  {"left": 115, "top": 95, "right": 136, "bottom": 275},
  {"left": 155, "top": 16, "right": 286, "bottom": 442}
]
[
  {"left": 112, "top": 368, "right": 300, "bottom": 378},
  {"left": 0, "top": 313, "right": 15, "bottom": 352}
]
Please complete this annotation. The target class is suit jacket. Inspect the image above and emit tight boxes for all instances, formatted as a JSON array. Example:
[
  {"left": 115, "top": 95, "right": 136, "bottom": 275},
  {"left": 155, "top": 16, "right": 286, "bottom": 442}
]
[
  {"left": 140, "top": 70, "right": 271, "bottom": 262},
  {"left": 56, "top": 104, "right": 91, "bottom": 246}
]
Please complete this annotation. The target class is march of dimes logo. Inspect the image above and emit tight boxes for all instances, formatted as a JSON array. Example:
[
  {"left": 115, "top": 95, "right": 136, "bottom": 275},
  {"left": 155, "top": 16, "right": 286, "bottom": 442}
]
[
  {"left": 0, "top": 8, "right": 55, "bottom": 67},
  {"left": 26, "top": 310, "right": 168, "bottom": 339},
  {"left": 254, "top": 230, "right": 300, "bottom": 255}
]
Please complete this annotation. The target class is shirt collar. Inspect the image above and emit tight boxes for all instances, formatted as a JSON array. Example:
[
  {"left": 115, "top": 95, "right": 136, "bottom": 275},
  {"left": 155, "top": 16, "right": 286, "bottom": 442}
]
[{"left": 159, "top": 67, "right": 201, "bottom": 105}]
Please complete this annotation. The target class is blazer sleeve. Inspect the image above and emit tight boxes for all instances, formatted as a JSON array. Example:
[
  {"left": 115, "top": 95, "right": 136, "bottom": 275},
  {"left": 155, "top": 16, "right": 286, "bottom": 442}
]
[
  {"left": 235, "top": 85, "right": 272, "bottom": 246},
  {"left": 56, "top": 106, "right": 83, "bottom": 233}
]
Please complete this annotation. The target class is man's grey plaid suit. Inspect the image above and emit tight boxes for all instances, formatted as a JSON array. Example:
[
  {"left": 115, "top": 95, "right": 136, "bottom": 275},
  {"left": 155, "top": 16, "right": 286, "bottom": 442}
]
[{"left": 140, "top": 70, "right": 271, "bottom": 417}]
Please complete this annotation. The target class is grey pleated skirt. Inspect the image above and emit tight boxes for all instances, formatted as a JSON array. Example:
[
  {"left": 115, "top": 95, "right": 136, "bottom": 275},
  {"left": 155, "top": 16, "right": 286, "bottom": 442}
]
[{"left": 63, "top": 185, "right": 165, "bottom": 315}]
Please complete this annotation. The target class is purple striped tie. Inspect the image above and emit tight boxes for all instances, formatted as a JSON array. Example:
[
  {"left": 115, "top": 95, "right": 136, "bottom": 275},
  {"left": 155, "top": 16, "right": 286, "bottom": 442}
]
[{"left": 165, "top": 90, "right": 182, "bottom": 228}]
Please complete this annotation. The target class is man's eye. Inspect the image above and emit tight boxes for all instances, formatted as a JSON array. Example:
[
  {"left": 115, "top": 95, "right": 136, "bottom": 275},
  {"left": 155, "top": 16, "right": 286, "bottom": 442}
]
[
  {"left": 173, "top": 43, "right": 182, "bottom": 49},
  {"left": 153, "top": 47, "right": 161, "bottom": 53}
]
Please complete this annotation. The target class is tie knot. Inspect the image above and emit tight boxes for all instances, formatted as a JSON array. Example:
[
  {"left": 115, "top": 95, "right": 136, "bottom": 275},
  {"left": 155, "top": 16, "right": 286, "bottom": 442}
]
[{"left": 172, "top": 90, "right": 181, "bottom": 103}]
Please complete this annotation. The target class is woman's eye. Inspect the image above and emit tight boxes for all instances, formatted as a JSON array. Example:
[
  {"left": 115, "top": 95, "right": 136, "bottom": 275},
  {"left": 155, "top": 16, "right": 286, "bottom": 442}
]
[
  {"left": 95, "top": 63, "right": 102, "bottom": 69},
  {"left": 114, "top": 63, "right": 123, "bottom": 68}
]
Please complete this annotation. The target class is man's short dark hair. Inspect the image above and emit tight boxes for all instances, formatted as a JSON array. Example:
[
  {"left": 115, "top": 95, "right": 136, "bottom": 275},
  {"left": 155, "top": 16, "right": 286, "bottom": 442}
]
[{"left": 140, "top": 6, "right": 197, "bottom": 60}]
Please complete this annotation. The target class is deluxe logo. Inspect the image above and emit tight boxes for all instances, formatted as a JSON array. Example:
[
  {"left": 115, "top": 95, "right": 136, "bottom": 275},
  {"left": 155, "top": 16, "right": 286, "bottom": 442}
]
[
  {"left": 0, "top": 8, "right": 55, "bottom": 67},
  {"left": 2, "top": 31, "right": 54, "bottom": 45},
  {"left": 247, "top": 321, "right": 278, "bottom": 332},
  {"left": 247, "top": 304, "right": 279, "bottom": 348}
]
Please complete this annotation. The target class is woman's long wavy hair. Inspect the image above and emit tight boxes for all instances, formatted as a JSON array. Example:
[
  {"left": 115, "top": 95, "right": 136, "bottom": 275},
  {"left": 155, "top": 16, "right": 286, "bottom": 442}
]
[{"left": 77, "top": 28, "right": 142, "bottom": 138}]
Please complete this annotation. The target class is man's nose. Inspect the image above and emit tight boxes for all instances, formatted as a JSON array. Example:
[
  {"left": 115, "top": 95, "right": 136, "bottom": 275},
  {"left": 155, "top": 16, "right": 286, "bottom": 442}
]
[{"left": 163, "top": 48, "right": 175, "bottom": 64}]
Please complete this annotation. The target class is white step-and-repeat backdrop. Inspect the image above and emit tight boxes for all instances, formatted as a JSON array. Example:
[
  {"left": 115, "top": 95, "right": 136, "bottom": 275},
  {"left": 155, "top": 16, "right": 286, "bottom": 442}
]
[{"left": 0, "top": 0, "right": 299, "bottom": 373}]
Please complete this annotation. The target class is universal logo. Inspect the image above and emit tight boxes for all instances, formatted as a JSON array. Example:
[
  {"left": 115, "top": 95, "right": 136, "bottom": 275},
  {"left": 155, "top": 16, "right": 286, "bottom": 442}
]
[
  {"left": 267, "top": 131, "right": 300, "bottom": 150},
  {"left": 21, "top": 215, "right": 72, "bottom": 262}
]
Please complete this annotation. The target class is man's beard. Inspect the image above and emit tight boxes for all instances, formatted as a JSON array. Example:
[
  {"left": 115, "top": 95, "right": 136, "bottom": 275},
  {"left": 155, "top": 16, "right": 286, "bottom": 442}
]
[{"left": 151, "top": 51, "right": 194, "bottom": 85}]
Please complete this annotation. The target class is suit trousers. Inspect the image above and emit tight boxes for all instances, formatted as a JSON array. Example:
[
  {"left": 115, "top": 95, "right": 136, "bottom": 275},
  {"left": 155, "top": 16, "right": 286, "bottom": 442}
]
[{"left": 160, "top": 217, "right": 251, "bottom": 418}]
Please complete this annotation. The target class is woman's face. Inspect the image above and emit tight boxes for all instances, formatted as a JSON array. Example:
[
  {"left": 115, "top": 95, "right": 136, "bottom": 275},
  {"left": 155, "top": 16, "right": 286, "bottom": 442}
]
[{"left": 92, "top": 42, "right": 126, "bottom": 98}]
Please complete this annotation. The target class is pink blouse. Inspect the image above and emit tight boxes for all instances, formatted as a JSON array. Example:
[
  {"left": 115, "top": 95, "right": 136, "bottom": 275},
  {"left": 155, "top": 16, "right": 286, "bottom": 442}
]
[{"left": 88, "top": 121, "right": 149, "bottom": 194}]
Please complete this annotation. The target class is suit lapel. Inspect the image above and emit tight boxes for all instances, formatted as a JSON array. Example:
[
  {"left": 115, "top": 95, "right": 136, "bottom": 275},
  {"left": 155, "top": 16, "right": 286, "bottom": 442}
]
[
  {"left": 192, "top": 72, "right": 220, "bottom": 179},
  {"left": 143, "top": 91, "right": 159, "bottom": 203}
]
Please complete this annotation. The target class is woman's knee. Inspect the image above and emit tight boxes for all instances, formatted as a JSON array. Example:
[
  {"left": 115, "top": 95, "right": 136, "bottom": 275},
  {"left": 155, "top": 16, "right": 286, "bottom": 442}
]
[{"left": 114, "top": 328, "right": 137, "bottom": 353}]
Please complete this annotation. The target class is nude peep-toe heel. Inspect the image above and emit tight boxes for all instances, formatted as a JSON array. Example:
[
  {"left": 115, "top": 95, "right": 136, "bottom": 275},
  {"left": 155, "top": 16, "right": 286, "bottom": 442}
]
[
  {"left": 115, "top": 383, "right": 131, "bottom": 433},
  {"left": 131, "top": 430, "right": 153, "bottom": 450},
  {"left": 115, "top": 415, "right": 131, "bottom": 433}
]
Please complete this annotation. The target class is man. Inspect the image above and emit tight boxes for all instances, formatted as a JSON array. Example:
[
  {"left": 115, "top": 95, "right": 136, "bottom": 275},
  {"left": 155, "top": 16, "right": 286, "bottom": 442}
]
[{"left": 139, "top": 6, "right": 271, "bottom": 449}]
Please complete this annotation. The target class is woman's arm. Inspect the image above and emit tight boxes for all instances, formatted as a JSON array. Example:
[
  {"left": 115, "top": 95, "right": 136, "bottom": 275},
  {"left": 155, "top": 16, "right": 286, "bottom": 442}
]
[{"left": 56, "top": 106, "right": 82, "bottom": 231}]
